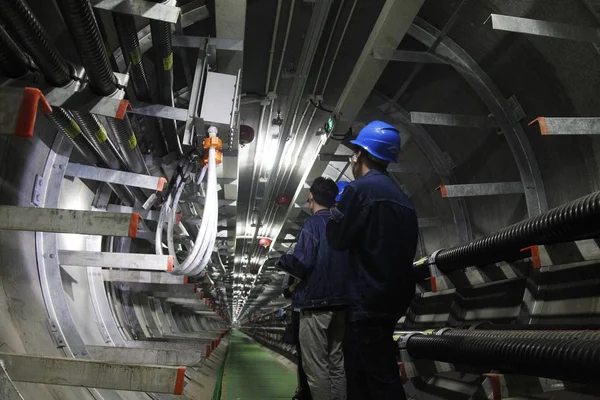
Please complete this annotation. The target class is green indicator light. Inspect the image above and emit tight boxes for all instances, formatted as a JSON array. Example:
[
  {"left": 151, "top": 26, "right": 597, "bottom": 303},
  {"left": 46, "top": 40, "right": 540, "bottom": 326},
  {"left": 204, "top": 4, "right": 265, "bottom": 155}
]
[{"left": 325, "top": 117, "right": 335, "bottom": 134}]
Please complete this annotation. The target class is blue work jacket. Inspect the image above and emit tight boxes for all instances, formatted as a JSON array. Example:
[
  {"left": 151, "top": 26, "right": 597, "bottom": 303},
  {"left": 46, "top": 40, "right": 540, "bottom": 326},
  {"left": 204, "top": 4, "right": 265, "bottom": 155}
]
[
  {"left": 277, "top": 209, "right": 349, "bottom": 310},
  {"left": 327, "top": 169, "right": 418, "bottom": 321}
]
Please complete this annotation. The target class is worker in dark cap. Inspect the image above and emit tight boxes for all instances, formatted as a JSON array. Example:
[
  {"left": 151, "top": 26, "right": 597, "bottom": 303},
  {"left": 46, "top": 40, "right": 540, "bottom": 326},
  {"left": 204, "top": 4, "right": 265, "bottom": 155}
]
[
  {"left": 277, "top": 177, "right": 350, "bottom": 400},
  {"left": 327, "top": 121, "right": 419, "bottom": 400}
]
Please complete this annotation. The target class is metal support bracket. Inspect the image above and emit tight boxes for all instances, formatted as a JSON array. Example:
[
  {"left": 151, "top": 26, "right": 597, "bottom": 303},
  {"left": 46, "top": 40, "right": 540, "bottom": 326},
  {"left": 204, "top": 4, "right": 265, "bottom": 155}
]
[
  {"left": 410, "top": 111, "right": 498, "bottom": 129},
  {"left": 488, "top": 14, "right": 600, "bottom": 43},
  {"left": 92, "top": 0, "right": 181, "bottom": 23},
  {"left": 65, "top": 163, "right": 168, "bottom": 192},
  {"left": 46, "top": 319, "right": 66, "bottom": 349},
  {"left": 439, "top": 182, "right": 524, "bottom": 198},
  {"left": 31, "top": 175, "right": 44, "bottom": 207}
]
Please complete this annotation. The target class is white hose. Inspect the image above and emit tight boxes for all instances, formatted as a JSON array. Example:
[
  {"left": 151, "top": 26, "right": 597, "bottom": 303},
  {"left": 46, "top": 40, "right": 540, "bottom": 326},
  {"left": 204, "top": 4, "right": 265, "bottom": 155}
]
[{"left": 156, "top": 126, "right": 220, "bottom": 276}]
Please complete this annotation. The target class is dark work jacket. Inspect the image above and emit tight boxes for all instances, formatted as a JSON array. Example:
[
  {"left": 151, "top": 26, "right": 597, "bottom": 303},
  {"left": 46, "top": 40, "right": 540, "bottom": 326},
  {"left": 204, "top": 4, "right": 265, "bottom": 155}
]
[
  {"left": 278, "top": 209, "right": 349, "bottom": 310},
  {"left": 282, "top": 275, "right": 307, "bottom": 309},
  {"left": 327, "top": 169, "right": 418, "bottom": 322}
]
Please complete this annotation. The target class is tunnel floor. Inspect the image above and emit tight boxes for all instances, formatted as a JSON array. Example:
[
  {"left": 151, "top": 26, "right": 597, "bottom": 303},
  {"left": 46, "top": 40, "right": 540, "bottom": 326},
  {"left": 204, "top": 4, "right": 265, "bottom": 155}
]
[{"left": 220, "top": 330, "right": 297, "bottom": 399}]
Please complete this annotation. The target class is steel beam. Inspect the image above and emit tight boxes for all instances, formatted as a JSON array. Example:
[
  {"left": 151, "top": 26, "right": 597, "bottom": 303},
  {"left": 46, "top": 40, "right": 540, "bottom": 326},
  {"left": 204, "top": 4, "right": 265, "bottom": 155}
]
[
  {"left": 489, "top": 14, "right": 600, "bottom": 42},
  {"left": 86, "top": 345, "right": 203, "bottom": 366},
  {"left": 439, "top": 182, "right": 524, "bottom": 198},
  {"left": 410, "top": 112, "right": 497, "bottom": 128},
  {"left": 335, "top": 0, "right": 425, "bottom": 122},
  {"left": 65, "top": 163, "right": 167, "bottom": 192},
  {"left": 0, "top": 206, "right": 140, "bottom": 237},
  {"left": 103, "top": 270, "right": 187, "bottom": 285},
  {"left": 106, "top": 205, "right": 161, "bottom": 221},
  {"left": 124, "top": 339, "right": 212, "bottom": 350},
  {"left": 0, "top": 352, "right": 186, "bottom": 394},
  {"left": 182, "top": 38, "right": 208, "bottom": 146},
  {"left": 530, "top": 117, "right": 600, "bottom": 135},
  {"left": 43, "top": 73, "right": 130, "bottom": 120},
  {"left": 0, "top": 363, "right": 23, "bottom": 400},
  {"left": 128, "top": 104, "right": 188, "bottom": 121},
  {"left": 180, "top": 1, "right": 210, "bottom": 27},
  {"left": 115, "top": 282, "right": 197, "bottom": 293},
  {"left": 59, "top": 250, "right": 173, "bottom": 271},
  {"left": 172, "top": 36, "right": 244, "bottom": 51},
  {"left": 92, "top": 0, "right": 181, "bottom": 23},
  {"left": 372, "top": 48, "right": 447, "bottom": 64},
  {"left": 152, "top": 292, "right": 203, "bottom": 300}
]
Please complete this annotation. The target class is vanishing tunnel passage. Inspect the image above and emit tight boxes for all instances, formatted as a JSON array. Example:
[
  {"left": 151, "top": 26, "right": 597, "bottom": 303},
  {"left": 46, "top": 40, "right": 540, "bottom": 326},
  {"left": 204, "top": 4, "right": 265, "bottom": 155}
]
[{"left": 1, "top": 0, "right": 600, "bottom": 399}]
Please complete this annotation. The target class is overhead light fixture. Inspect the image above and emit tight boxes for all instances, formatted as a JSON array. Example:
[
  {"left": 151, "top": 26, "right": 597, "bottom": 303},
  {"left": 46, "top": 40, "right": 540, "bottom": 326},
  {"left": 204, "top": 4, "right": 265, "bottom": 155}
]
[{"left": 261, "top": 136, "right": 280, "bottom": 173}]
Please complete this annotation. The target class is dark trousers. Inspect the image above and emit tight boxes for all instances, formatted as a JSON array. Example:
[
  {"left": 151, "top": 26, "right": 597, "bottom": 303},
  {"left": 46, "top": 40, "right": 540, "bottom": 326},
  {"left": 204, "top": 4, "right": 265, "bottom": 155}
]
[
  {"left": 344, "top": 318, "right": 405, "bottom": 400},
  {"left": 293, "top": 311, "right": 312, "bottom": 400}
]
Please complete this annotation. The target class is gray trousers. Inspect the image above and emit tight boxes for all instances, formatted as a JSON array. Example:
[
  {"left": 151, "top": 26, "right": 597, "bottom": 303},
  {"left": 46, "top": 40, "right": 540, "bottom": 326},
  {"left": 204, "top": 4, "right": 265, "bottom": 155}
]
[{"left": 299, "top": 309, "right": 346, "bottom": 400}]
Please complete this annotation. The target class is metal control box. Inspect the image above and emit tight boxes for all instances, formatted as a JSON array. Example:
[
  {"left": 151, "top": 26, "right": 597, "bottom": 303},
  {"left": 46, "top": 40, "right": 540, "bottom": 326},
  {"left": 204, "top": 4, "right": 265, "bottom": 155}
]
[{"left": 200, "top": 71, "right": 238, "bottom": 135}]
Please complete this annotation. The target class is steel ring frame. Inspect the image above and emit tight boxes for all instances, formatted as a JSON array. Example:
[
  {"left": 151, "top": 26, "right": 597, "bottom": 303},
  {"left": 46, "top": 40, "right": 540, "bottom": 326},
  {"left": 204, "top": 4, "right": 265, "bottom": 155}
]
[
  {"left": 36, "top": 134, "right": 125, "bottom": 400},
  {"left": 408, "top": 18, "right": 548, "bottom": 218}
]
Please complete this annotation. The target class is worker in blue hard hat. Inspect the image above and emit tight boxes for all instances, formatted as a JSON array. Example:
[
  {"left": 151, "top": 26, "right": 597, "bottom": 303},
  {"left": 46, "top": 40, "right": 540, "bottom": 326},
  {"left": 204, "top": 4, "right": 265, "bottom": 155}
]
[
  {"left": 335, "top": 181, "right": 349, "bottom": 203},
  {"left": 277, "top": 177, "right": 350, "bottom": 400},
  {"left": 326, "top": 121, "right": 418, "bottom": 400}
]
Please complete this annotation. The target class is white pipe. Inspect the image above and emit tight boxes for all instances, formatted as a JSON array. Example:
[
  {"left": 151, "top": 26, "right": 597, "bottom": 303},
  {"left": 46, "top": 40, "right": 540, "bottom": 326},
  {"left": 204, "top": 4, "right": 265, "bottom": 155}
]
[
  {"left": 265, "top": 0, "right": 283, "bottom": 93},
  {"left": 260, "top": 0, "right": 350, "bottom": 236},
  {"left": 246, "top": 0, "right": 359, "bottom": 304}
]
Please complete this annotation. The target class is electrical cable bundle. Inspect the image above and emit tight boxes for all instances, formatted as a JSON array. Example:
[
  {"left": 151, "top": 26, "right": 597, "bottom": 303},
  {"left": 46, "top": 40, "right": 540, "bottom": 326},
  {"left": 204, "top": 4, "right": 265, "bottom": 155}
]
[{"left": 155, "top": 127, "right": 221, "bottom": 276}]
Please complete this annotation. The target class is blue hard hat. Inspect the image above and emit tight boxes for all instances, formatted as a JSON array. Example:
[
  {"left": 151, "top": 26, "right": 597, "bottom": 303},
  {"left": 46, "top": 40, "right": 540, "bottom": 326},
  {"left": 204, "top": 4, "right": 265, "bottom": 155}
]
[
  {"left": 350, "top": 120, "right": 401, "bottom": 163},
  {"left": 336, "top": 181, "right": 350, "bottom": 202}
]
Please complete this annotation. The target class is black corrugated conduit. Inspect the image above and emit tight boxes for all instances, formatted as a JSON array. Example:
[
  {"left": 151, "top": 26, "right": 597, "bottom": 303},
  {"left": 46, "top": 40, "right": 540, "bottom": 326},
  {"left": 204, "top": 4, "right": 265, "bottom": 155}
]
[
  {"left": 54, "top": 0, "right": 150, "bottom": 178},
  {"left": 105, "top": 117, "right": 149, "bottom": 174},
  {"left": 444, "top": 329, "right": 600, "bottom": 341},
  {"left": 0, "top": 24, "right": 39, "bottom": 81},
  {"left": 112, "top": 13, "right": 152, "bottom": 102},
  {"left": 71, "top": 111, "right": 123, "bottom": 170},
  {"left": 431, "top": 191, "right": 600, "bottom": 272},
  {"left": 111, "top": 12, "right": 168, "bottom": 157},
  {"left": 46, "top": 108, "right": 99, "bottom": 164},
  {"left": 55, "top": 0, "right": 117, "bottom": 95},
  {"left": 93, "top": 9, "right": 120, "bottom": 72},
  {"left": 0, "top": 0, "right": 72, "bottom": 86},
  {"left": 405, "top": 333, "right": 600, "bottom": 383},
  {"left": 148, "top": 0, "right": 182, "bottom": 155}
]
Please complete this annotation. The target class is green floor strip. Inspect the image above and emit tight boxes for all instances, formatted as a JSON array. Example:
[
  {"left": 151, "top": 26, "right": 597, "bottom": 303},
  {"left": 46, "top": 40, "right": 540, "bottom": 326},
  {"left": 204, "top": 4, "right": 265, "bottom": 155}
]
[
  {"left": 212, "top": 340, "right": 229, "bottom": 400},
  {"left": 220, "top": 330, "right": 297, "bottom": 399}
]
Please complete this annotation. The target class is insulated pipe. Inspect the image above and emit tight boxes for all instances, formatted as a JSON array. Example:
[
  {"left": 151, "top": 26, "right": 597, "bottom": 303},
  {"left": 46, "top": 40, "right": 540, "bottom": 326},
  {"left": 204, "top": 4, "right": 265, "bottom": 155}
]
[
  {"left": 55, "top": 0, "right": 117, "bottom": 95},
  {"left": 405, "top": 333, "right": 600, "bottom": 383},
  {"left": 432, "top": 190, "right": 600, "bottom": 272},
  {"left": 0, "top": 0, "right": 71, "bottom": 86},
  {"left": 105, "top": 116, "right": 150, "bottom": 175},
  {"left": 148, "top": 0, "right": 181, "bottom": 155},
  {"left": 0, "top": 24, "right": 39, "bottom": 81}
]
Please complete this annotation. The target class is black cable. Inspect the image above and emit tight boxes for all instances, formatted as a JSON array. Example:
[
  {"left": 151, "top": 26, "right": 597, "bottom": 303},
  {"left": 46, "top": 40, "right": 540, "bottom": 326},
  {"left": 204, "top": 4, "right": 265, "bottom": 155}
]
[
  {"left": 0, "top": 0, "right": 72, "bottom": 86},
  {"left": 309, "top": 98, "right": 334, "bottom": 113},
  {"left": 434, "top": 190, "right": 600, "bottom": 272},
  {"left": 55, "top": 0, "right": 117, "bottom": 95}
]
